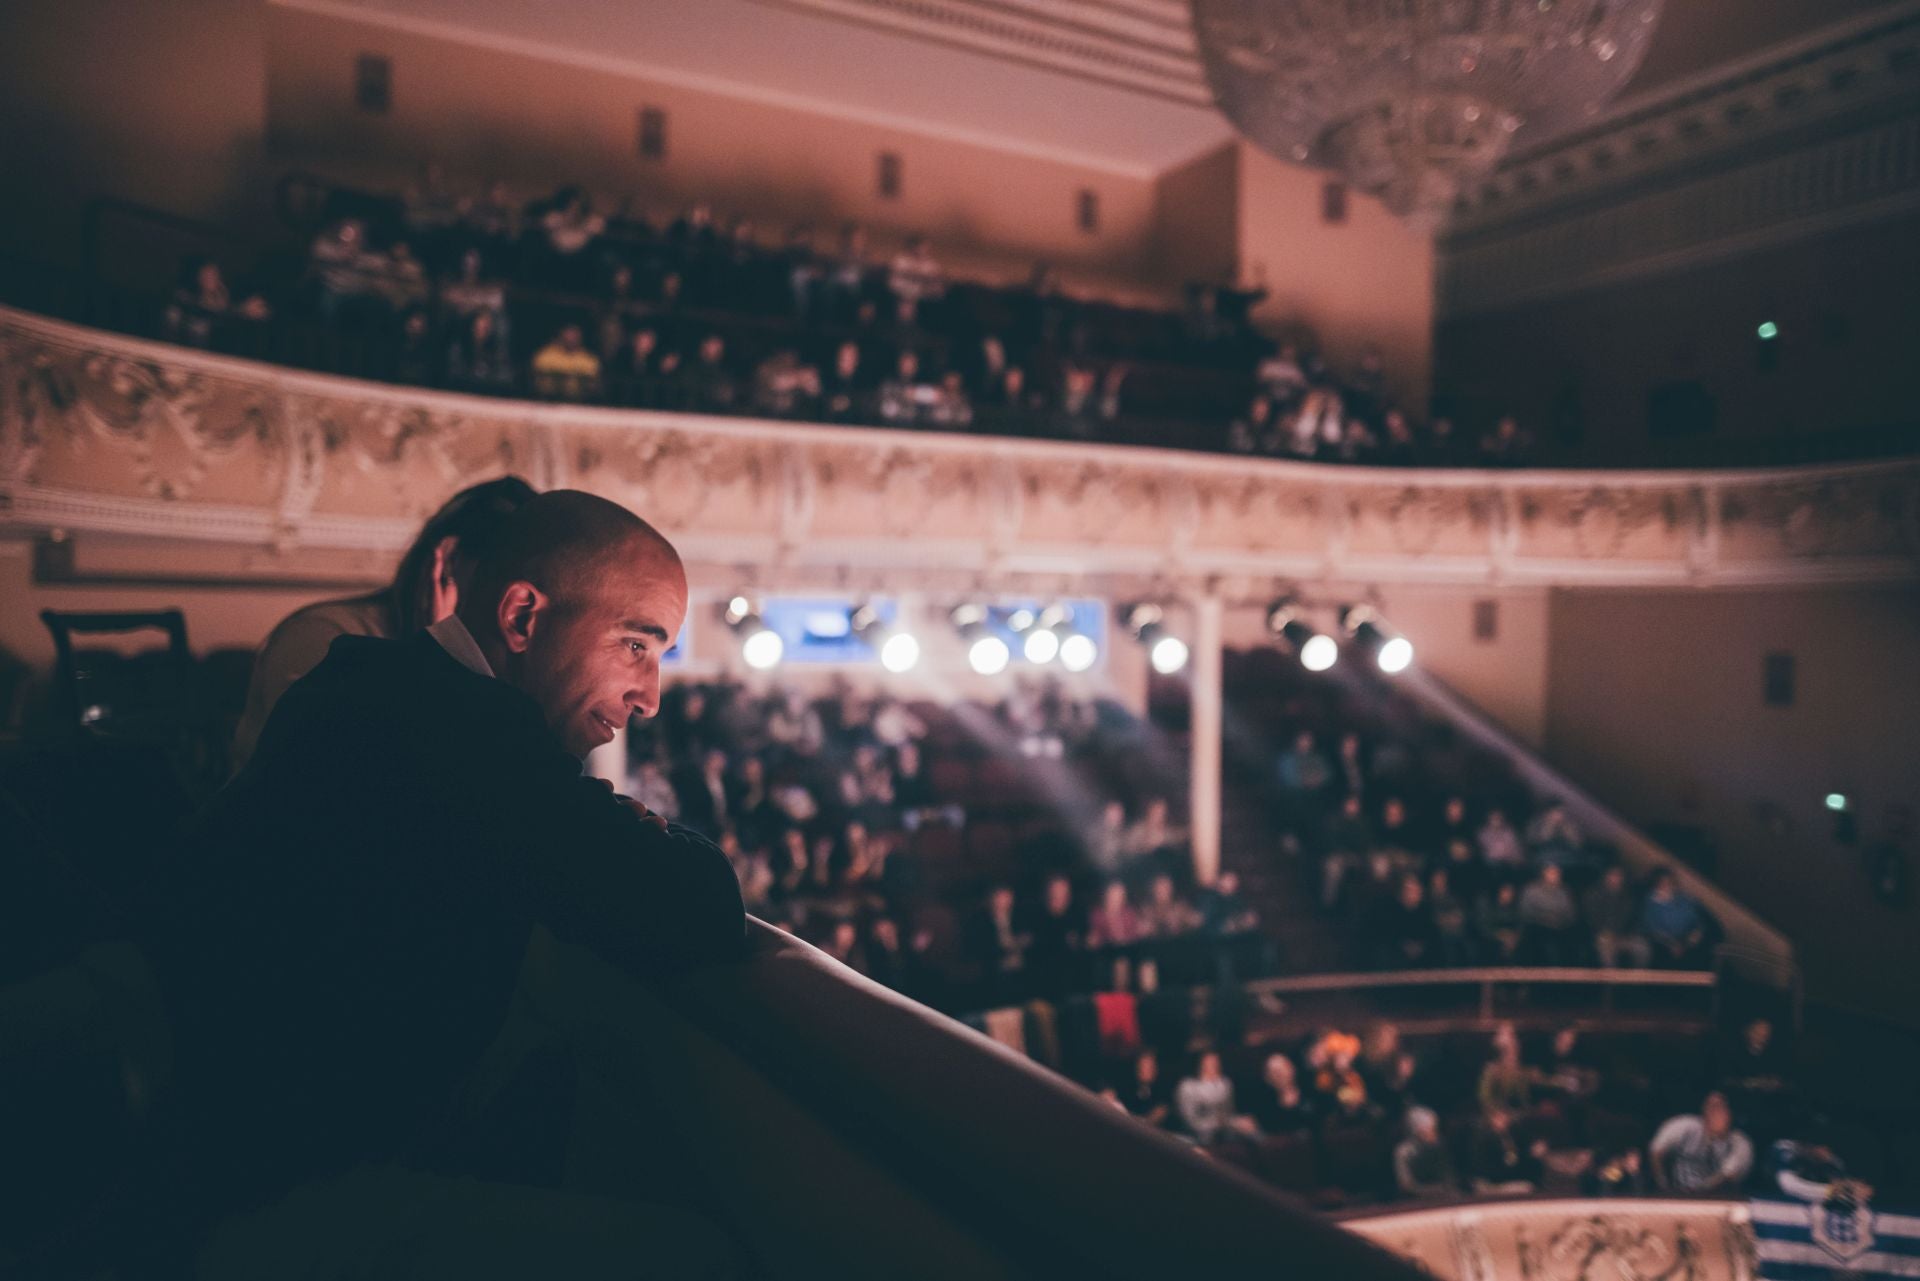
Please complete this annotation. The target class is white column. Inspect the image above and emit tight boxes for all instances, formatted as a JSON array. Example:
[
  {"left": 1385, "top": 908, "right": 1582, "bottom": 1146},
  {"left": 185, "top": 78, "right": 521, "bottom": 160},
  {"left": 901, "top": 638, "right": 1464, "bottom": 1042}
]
[{"left": 1189, "top": 594, "right": 1224, "bottom": 887}]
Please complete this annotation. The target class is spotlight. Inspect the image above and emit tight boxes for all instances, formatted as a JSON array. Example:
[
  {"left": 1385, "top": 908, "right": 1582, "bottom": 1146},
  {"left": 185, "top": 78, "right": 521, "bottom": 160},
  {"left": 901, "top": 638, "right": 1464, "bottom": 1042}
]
[
  {"left": 880, "top": 631, "right": 921, "bottom": 674},
  {"left": 852, "top": 602, "right": 921, "bottom": 674},
  {"left": 1266, "top": 600, "right": 1338, "bottom": 674},
  {"left": 1149, "top": 635, "right": 1190, "bottom": 674},
  {"left": 741, "top": 626, "right": 784, "bottom": 670},
  {"left": 951, "top": 602, "right": 1009, "bottom": 676},
  {"left": 1124, "top": 603, "right": 1189, "bottom": 675},
  {"left": 1342, "top": 605, "right": 1414, "bottom": 676},
  {"left": 968, "top": 634, "right": 1011, "bottom": 675},
  {"left": 1300, "top": 633, "right": 1339, "bottom": 672},
  {"left": 1825, "top": 792, "right": 1850, "bottom": 813},
  {"left": 724, "top": 595, "right": 783, "bottom": 670},
  {"left": 1023, "top": 627, "right": 1061, "bottom": 664},
  {"left": 1058, "top": 632, "right": 1099, "bottom": 673}
]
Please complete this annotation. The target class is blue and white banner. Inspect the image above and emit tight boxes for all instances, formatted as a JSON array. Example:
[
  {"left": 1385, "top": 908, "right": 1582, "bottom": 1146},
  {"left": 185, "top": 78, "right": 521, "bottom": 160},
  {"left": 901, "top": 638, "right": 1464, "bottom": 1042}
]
[{"left": 1753, "top": 1193, "right": 1920, "bottom": 1278}]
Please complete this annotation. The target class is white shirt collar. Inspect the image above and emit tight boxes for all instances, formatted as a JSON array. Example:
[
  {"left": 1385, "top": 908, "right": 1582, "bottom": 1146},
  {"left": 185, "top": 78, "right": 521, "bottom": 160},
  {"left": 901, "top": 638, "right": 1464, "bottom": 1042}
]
[{"left": 426, "top": 614, "right": 495, "bottom": 679}]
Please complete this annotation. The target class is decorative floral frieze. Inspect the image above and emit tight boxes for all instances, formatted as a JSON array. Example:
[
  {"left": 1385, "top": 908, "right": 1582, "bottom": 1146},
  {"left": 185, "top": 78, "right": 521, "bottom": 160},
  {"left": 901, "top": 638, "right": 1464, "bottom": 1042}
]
[{"left": 1, "top": 308, "right": 1914, "bottom": 593}]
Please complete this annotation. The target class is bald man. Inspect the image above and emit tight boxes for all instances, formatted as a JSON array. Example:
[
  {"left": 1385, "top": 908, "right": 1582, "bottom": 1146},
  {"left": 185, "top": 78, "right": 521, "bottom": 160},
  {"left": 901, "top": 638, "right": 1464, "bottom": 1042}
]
[{"left": 139, "top": 492, "right": 744, "bottom": 1266}]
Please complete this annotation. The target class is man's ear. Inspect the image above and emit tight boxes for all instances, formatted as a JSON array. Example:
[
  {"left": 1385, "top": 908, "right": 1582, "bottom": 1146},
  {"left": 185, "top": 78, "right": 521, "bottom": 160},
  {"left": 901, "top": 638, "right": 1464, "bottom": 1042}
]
[{"left": 496, "top": 580, "right": 547, "bottom": 655}]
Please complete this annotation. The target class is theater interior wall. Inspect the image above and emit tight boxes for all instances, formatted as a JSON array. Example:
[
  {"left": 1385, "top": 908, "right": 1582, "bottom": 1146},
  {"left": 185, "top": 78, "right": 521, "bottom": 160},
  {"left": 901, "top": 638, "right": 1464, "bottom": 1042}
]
[
  {"left": 1544, "top": 584, "right": 1920, "bottom": 1024},
  {"left": 1435, "top": 210, "right": 1920, "bottom": 460}
]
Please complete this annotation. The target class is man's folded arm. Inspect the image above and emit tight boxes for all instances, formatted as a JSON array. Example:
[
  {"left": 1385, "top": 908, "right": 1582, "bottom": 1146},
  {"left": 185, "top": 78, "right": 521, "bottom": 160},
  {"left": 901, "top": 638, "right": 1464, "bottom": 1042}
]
[{"left": 508, "top": 756, "right": 747, "bottom": 971}]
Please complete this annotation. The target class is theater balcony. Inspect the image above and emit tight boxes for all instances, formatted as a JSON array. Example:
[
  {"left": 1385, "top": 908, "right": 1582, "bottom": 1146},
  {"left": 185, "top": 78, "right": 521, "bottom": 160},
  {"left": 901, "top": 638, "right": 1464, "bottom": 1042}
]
[{"left": 3, "top": 305, "right": 1916, "bottom": 601}]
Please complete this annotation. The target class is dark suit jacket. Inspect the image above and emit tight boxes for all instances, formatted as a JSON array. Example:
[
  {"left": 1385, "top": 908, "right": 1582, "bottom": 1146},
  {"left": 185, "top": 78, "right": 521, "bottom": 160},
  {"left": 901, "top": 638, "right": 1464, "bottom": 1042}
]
[{"left": 141, "top": 630, "right": 745, "bottom": 1206}]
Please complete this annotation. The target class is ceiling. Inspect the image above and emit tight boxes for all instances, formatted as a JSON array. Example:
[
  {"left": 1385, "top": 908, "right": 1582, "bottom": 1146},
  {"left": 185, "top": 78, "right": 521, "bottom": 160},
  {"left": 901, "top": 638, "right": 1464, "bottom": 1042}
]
[{"left": 293, "top": 0, "right": 1905, "bottom": 177}]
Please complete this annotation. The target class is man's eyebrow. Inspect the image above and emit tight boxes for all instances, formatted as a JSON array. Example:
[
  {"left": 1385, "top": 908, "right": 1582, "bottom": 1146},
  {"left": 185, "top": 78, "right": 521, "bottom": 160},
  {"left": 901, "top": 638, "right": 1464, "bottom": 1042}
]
[{"left": 618, "top": 619, "right": 673, "bottom": 642}]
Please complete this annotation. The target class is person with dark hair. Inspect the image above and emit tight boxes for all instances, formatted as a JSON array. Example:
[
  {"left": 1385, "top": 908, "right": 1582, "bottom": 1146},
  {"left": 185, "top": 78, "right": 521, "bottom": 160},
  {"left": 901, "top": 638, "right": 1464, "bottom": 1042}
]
[
  {"left": 142, "top": 490, "right": 744, "bottom": 1267},
  {"left": 231, "top": 475, "right": 538, "bottom": 770}
]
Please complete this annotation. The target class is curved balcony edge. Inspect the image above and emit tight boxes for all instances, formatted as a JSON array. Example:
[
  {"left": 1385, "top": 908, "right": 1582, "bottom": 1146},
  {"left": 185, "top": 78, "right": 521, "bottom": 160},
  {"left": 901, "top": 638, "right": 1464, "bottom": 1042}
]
[{"left": 3, "top": 305, "right": 1916, "bottom": 594}]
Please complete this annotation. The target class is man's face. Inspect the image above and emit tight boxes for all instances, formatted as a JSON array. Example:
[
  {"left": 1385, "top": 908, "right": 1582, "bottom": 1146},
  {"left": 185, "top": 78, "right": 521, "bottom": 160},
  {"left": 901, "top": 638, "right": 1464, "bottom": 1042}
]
[{"left": 512, "top": 543, "right": 688, "bottom": 758}]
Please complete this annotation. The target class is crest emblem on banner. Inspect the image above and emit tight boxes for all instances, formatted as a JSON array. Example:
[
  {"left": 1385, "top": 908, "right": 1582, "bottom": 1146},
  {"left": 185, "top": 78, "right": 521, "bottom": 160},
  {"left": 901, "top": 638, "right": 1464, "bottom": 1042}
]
[{"left": 1810, "top": 1183, "right": 1876, "bottom": 1263}]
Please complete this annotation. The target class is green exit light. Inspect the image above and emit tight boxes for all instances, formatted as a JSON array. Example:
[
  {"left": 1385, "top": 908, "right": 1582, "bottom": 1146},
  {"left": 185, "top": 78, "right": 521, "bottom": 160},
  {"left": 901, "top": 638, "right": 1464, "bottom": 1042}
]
[
  {"left": 1825, "top": 792, "right": 1849, "bottom": 812},
  {"left": 1757, "top": 321, "right": 1780, "bottom": 340}
]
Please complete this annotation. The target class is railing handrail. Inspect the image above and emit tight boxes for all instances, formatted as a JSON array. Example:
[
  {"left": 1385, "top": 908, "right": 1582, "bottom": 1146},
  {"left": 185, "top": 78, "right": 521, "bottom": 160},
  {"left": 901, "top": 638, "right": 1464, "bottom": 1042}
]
[{"left": 1244, "top": 965, "right": 1716, "bottom": 996}]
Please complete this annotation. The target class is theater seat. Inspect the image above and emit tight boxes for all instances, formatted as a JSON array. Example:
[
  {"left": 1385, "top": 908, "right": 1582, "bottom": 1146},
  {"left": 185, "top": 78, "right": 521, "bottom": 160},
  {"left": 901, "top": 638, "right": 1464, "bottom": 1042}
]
[{"left": 527, "top": 920, "right": 1424, "bottom": 1280}]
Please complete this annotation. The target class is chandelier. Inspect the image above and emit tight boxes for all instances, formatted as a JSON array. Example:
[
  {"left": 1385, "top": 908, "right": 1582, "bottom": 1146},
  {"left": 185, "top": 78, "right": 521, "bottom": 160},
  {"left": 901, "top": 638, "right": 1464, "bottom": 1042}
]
[{"left": 1191, "top": 0, "right": 1664, "bottom": 228}]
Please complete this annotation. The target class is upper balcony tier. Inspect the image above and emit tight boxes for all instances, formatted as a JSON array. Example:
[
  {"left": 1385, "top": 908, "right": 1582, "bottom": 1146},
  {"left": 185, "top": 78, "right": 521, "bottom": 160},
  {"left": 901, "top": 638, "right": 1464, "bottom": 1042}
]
[{"left": 2, "top": 306, "right": 1915, "bottom": 596}]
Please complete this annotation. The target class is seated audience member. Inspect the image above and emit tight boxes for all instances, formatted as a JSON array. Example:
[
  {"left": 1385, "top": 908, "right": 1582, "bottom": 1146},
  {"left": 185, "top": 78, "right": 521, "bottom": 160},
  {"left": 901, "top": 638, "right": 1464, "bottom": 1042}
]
[
  {"left": 1719, "top": 1017, "right": 1788, "bottom": 1096},
  {"left": 376, "top": 238, "right": 429, "bottom": 313},
  {"left": 464, "top": 178, "right": 521, "bottom": 244},
  {"left": 1377, "top": 410, "right": 1419, "bottom": 467},
  {"left": 1583, "top": 865, "right": 1653, "bottom": 968},
  {"left": 1227, "top": 393, "right": 1279, "bottom": 454},
  {"left": 1650, "top": 1092, "right": 1753, "bottom": 1193},
  {"left": 826, "top": 222, "right": 871, "bottom": 319},
  {"left": 403, "top": 160, "right": 466, "bottom": 239},
  {"left": 1276, "top": 730, "right": 1333, "bottom": 798},
  {"left": 1028, "top": 874, "right": 1084, "bottom": 994},
  {"left": 1476, "top": 881, "right": 1525, "bottom": 963},
  {"left": 861, "top": 916, "right": 913, "bottom": 996},
  {"left": 1256, "top": 343, "right": 1308, "bottom": 403},
  {"left": 721, "top": 829, "right": 773, "bottom": 912},
  {"left": 1517, "top": 863, "right": 1581, "bottom": 964},
  {"left": 1199, "top": 871, "right": 1259, "bottom": 936},
  {"left": 821, "top": 918, "right": 866, "bottom": 972},
  {"left": 1468, "top": 1108, "right": 1547, "bottom": 1194},
  {"left": 531, "top": 323, "right": 602, "bottom": 401},
  {"left": 611, "top": 327, "right": 674, "bottom": 406},
  {"left": 1123, "top": 1050, "right": 1173, "bottom": 1128},
  {"left": 887, "top": 235, "right": 945, "bottom": 324},
  {"left": 446, "top": 308, "right": 514, "bottom": 392},
  {"left": 1139, "top": 874, "right": 1202, "bottom": 939},
  {"left": 819, "top": 340, "right": 869, "bottom": 422},
  {"left": 1478, "top": 414, "right": 1531, "bottom": 465},
  {"left": 438, "top": 247, "right": 507, "bottom": 324},
  {"left": 1476, "top": 808, "right": 1528, "bottom": 880},
  {"left": 1121, "top": 797, "right": 1186, "bottom": 869},
  {"left": 540, "top": 186, "right": 605, "bottom": 257},
  {"left": 626, "top": 759, "right": 680, "bottom": 822},
  {"left": 1394, "top": 1108, "right": 1459, "bottom": 1200},
  {"left": 1250, "top": 1054, "right": 1315, "bottom": 1137},
  {"left": 752, "top": 350, "right": 821, "bottom": 418},
  {"left": 929, "top": 370, "right": 974, "bottom": 429},
  {"left": 232, "top": 476, "right": 537, "bottom": 769},
  {"left": 681, "top": 334, "right": 740, "bottom": 413},
  {"left": 1378, "top": 874, "right": 1432, "bottom": 968},
  {"left": 1176, "top": 1051, "right": 1258, "bottom": 1146},
  {"left": 1320, "top": 792, "right": 1373, "bottom": 908},
  {"left": 1426, "top": 869, "right": 1473, "bottom": 965},
  {"left": 1477, "top": 1033, "right": 1541, "bottom": 1119},
  {"left": 310, "top": 217, "right": 382, "bottom": 320},
  {"left": 1307, "top": 1031, "right": 1368, "bottom": 1116},
  {"left": 1526, "top": 802, "right": 1586, "bottom": 868},
  {"left": 1639, "top": 870, "right": 1710, "bottom": 966},
  {"left": 1439, "top": 837, "right": 1489, "bottom": 912},
  {"left": 1767, "top": 1137, "right": 1857, "bottom": 1203},
  {"left": 1593, "top": 1147, "right": 1651, "bottom": 1197},
  {"left": 164, "top": 256, "right": 271, "bottom": 347},
  {"left": 1085, "top": 880, "right": 1144, "bottom": 950},
  {"left": 878, "top": 350, "right": 935, "bottom": 427},
  {"left": 966, "top": 884, "right": 1031, "bottom": 997},
  {"left": 670, "top": 747, "right": 733, "bottom": 837},
  {"left": 1087, "top": 799, "right": 1129, "bottom": 877}
]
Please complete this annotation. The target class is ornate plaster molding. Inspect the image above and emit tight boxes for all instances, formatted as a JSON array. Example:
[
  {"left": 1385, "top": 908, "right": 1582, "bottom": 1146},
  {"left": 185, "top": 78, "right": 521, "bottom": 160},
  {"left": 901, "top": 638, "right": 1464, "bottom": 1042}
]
[{"left": 3, "top": 308, "right": 1915, "bottom": 596}]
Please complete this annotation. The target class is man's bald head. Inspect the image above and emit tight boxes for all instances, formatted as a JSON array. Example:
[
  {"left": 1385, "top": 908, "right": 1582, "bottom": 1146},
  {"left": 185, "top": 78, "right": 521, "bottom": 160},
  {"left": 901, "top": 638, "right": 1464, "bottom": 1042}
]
[
  {"left": 457, "top": 490, "right": 689, "bottom": 756},
  {"left": 460, "top": 490, "right": 681, "bottom": 636}
]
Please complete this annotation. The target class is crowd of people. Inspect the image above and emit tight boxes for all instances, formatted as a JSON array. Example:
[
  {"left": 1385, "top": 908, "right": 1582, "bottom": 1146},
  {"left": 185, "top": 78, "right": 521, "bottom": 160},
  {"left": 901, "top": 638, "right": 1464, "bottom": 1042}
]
[
  {"left": 619, "top": 675, "right": 1271, "bottom": 1027},
  {"left": 1098, "top": 1011, "right": 1849, "bottom": 1208},
  {"left": 150, "top": 164, "right": 1534, "bottom": 464}
]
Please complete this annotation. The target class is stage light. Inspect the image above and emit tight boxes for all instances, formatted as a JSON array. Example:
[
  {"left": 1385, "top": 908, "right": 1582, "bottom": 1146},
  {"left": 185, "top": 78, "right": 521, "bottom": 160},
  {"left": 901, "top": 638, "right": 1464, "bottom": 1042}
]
[
  {"left": 968, "top": 634, "right": 1011, "bottom": 675},
  {"left": 1267, "top": 599, "right": 1338, "bottom": 673},
  {"left": 880, "top": 631, "right": 921, "bottom": 673},
  {"left": 1023, "top": 627, "right": 1060, "bottom": 664},
  {"left": 1149, "top": 634, "right": 1190, "bottom": 674},
  {"left": 1825, "top": 792, "right": 1850, "bottom": 813},
  {"left": 1757, "top": 321, "right": 1779, "bottom": 341},
  {"left": 1123, "top": 603, "right": 1189, "bottom": 676},
  {"left": 724, "top": 595, "right": 753, "bottom": 626},
  {"left": 741, "top": 625, "right": 783, "bottom": 670},
  {"left": 1058, "top": 632, "right": 1099, "bottom": 672},
  {"left": 852, "top": 602, "right": 921, "bottom": 674},
  {"left": 1342, "top": 605, "right": 1414, "bottom": 676},
  {"left": 1300, "top": 633, "right": 1339, "bottom": 672}
]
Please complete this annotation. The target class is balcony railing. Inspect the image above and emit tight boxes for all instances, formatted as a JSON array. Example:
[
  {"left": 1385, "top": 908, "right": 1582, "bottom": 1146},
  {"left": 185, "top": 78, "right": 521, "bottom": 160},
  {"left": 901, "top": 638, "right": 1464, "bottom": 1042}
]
[{"left": 2, "top": 305, "right": 1916, "bottom": 597}]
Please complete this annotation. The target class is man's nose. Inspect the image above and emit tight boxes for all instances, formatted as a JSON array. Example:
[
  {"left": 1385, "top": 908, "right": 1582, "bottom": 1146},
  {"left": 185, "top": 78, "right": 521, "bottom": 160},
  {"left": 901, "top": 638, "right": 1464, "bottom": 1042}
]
[{"left": 628, "top": 674, "right": 660, "bottom": 720}]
